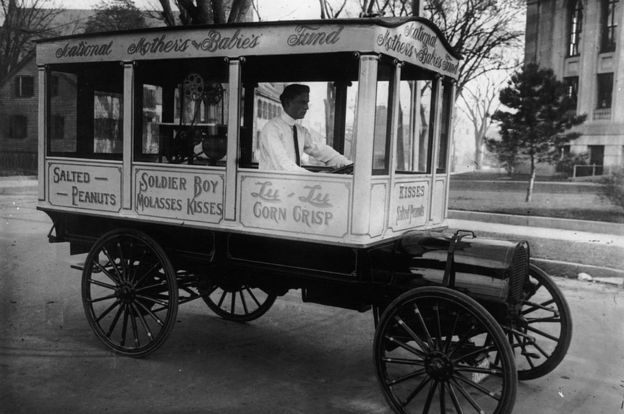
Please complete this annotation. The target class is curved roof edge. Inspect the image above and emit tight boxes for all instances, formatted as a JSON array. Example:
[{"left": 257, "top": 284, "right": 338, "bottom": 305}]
[{"left": 36, "top": 16, "right": 461, "bottom": 60}]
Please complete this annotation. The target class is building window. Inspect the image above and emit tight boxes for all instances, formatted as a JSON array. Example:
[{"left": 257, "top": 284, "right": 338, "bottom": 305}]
[
  {"left": 597, "top": 73, "right": 614, "bottom": 108},
  {"left": 568, "top": 0, "right": 583, "bottom": 56},
  {"left": 601, "top": 0, "right": 619, "bottom": 52},
  {"left": 8, "top": 115, "right": 28, "bottom": 139},
  {"left": 14, "top": 75, "right": 34, "bottom": 98},
  {"left": 563, "top": 76, "right": 579, "bottom": 110}
]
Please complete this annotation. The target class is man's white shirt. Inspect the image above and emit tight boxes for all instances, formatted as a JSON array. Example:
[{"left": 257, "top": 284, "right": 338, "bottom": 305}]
[{"left": 257, "top": 112, "right": 349, "bottom": 172}]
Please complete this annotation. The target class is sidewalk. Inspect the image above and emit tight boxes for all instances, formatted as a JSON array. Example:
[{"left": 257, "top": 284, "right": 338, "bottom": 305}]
[{"left": 0, "top": 176, "right": 38, "bottom": 195}]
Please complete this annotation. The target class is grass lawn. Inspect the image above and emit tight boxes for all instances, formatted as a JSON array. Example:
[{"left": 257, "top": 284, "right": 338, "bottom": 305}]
[{"left": 449, "top": 173, "right": 624, "bottom": 223}]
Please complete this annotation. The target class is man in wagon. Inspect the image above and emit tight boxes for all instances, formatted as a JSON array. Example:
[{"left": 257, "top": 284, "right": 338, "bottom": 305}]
[{"left": 257, "top": 84, "right": 351, "bottom": 172}]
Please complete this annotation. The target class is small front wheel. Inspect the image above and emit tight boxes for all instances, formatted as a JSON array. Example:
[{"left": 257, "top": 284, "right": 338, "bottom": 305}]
[
  {"left": 374, "top": 287, "right": 517, "bottom": 414},
  {"left": 201, "top": 283, "right": 276, "bottom": 322},
  {"left": 81, "top": 229, "right": 178, "bottom": 357}
]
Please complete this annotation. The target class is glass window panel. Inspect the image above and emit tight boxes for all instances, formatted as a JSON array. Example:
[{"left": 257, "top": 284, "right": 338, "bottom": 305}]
[{"left": 49, "top": 71, "right": 78, "bottom": 153}]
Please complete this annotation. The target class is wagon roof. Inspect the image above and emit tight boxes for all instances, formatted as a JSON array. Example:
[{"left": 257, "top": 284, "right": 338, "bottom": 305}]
[{"left": 36, "top": 17, "right": 460, "bottom": 79}]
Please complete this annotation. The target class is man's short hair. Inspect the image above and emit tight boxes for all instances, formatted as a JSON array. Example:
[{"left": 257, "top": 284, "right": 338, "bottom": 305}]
[{"left": 280, "top": 84, "right": 310, "bottom": 105}]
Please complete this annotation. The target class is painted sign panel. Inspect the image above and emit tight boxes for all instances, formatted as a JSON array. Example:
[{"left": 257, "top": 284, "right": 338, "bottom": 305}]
[
  {"left": 389, "top": 180, "right": 429, "bottom": 231},
  {"left": 37, "top": 20, "right": 459, "bottom": 79},
  {"left": 48, "top": 162, "right": 121, "bottom": 212},
  {"left": 134, "top": 168, "right": 224, "bottom": 223},
  {"left": 239, "top": 175, "right": 350, "bottom": 238}
]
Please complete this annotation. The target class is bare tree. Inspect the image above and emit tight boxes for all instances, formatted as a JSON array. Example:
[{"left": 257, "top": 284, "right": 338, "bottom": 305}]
[
  {"left": 320, "top": 0, "right": 524, "bottom": 96},
  {"left": 84, "top": 0, "right": 148, "bottom": 33},
  {"left": 458, "top": 77, "right": 504, "bottom": 170},
  {"left": 155, "top": 0, "right": 253, "bottom": 25},
  {"left": 0, "top": 0, "right": 62, "bottom": 79}
]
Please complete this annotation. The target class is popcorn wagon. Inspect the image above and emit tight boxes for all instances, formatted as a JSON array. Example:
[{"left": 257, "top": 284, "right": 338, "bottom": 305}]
[{"left": 36, "top": 17, "right": 572, "bottom": 414}]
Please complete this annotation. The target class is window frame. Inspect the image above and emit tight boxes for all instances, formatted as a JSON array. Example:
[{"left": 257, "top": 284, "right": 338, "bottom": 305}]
[
  {"left": 596, "top": 72, "right": 614, "bottom": 109},
  {"left": 567, "top": 0, "right": 583, "bottom": 57},
  {"left": 14, "top": 75, "right": 34, "bottom": 98},
  {"left": 8, "top": 114, "right": 28, "bottom": 139},
  {"left": 601, "top": 0, "right": 619, "bottom": 53}
]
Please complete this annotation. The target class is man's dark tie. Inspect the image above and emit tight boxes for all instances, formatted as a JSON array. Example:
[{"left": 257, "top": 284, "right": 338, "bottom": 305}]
[{"left": 292, "top": 125, "right": 301, "bottom": 166}]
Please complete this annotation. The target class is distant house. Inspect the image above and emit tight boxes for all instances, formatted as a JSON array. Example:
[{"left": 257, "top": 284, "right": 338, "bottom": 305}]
[{"left": 0, "top": 9, "right": 163, "bottom": 174}]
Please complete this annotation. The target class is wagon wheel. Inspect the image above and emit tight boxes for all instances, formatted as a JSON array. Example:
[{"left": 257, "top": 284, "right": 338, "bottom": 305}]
[
  {"left": 505, "top": 264, "right": 572, "bottom": 380},
  {"left": 374, "top": 287, "right": 517, "bottom": 414},
  {"left": 200, "top": 282, "right": 276, "bottom": 322},
  {"left": 81, "top": 229, "right": 178, "bottom": 357}
]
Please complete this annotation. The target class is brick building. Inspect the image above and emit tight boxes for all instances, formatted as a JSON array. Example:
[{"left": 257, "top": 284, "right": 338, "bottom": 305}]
[{"left": 525, "top": 0, "right": 624, "bottom": 175}]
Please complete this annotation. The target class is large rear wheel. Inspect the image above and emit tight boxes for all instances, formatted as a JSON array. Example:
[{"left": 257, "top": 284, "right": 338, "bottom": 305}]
[{"left": 374, "top": 287, "right": 517, "bottom": 414}]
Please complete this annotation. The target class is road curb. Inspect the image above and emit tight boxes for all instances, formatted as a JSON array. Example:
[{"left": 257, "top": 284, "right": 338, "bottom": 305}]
[
  {"left": 532, "top": 258, "right": 624, "bottom": 285},
  {"left": 449, "top": 209, "right": 624, "bottom": 236}
]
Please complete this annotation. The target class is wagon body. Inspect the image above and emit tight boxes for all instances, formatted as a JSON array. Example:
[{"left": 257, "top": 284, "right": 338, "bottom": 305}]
[{"left": 36, "top": 17, "right": 571, "bottom": 414}]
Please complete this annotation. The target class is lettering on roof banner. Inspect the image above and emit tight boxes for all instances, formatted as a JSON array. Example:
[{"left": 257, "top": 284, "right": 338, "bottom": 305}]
[
  {"left": 56, "top": 40, "right": 113, "bottom": 59},
  {"left": 377, "top": 22, "right": 459, "bottom": 75},
  {"left": 127, "top": 30, "right": 262, "bottom": 56},
  {"left": 287, "top": 25, "right": 344, "bottom": 47}
]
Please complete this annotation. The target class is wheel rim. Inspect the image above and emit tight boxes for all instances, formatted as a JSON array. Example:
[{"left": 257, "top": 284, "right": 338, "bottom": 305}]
[
  {"left": 507, "top": 264, "right": 572, "bottom": 380},
  {"left": 82, "top": 230, "right": 178, "bottom": 357},
  {"left": 374, "top": 288, "right": 516, "bottom": 414},
  {"left": 201, "top": 284, "right": 276, "bottom": 322}
]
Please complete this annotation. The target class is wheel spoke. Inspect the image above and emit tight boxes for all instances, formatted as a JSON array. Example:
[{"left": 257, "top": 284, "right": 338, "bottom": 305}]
[
  {"left": 526, "top": 325, "right": 559, "bottom": 342},
  {"left": 444, "top": 312, "right": 460, "bottom": 353},
  {"left": 135, "top": 281, "right": 167, "bottom": 293},
  {"left": 230, "top": 290, "right": 236, "bottom": 314},
  {"left": 240, "top": 290, "right": 249, "bottom": 314},
  {"left": 132, "top": 261, "right": 161, "bottom": 288},
  {"left": 95, "top": 299, "right": 121, "bottom": 323},
  {"left": 513, "top": 332, "right": 537, "bottom": 369},
  {"left": 132, "top": 303, "right": 154, "bottom": 342},
  {"left": 129, "top": 305, "right": 141, "bottom": 347},
  {"left": 93, "top": 261, "right": 120, "bottom": 285},
  {"left": 384, "top": 335, "right": 427, "bottom": 358},
  {"left": 246, "top": 287, "right": 262, "bottom": 307},
  {"left": 455, "top": 365, "right": 503, "bottom": 376},
  {"left": 116, "top": 241, "right": 128, "bottom": 283},
  {"left": 88, "top": 293, "right": 117, "bottom": 304},
  {"left": 386, "top": 368, "right": 426, "bottom": 386},
  {"left": 382, "top": 357, "right": 425, "bottom": 366},
  {"left": 101, "top": 246, "right": 123, "bottom": 282},
  {"left": 526, "top": 316, "right": 561, "bottom": 324},
  {"left": 447, "top": 382, "right": 465, "bottom": 414},
  {"left": 439, "top": 382, "right": 446, "bottom": 414},
  {"left": 521, "top": 298, "right": 555, "bottom": 315},
  {"left": 88, "top": 278, "right": 117, "bottom": 290},
  {"left": 401, "top": 376, "right": 431, "bottom": 408},
  {"left": 135, "top": 300, "right": 165, "bottom": 326},
  {"left": 452, "top": 344, "right": 497, "bottom": 365},
  {"left": 422, "top": 380, "right": 437, "bottom": 414},
  {"left": 454, "top": 372, "right": 500, "bottom": 401},
  {"left": 120, "top": 305, "right": 130, "bottom": 347},
  {"left": 413, "top": 304, "right": 434, "bottom": 348},
  {"left": 394, "top": 315, "right": 430, "bottom": 352},
  {"left": 135, "top": 294, "right": 169, "bottom": 307},
  {"left": 106, "top": 303, "right": 125, "bottom": 338},
  {"left": 216, "top": 290, "right": 227, "bottom": 308},
  {"left": 451, "top": 378, "right": 484, "bottom": 413}
]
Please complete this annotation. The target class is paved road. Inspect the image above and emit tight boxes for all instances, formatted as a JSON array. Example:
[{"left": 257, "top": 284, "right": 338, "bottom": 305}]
[{"left": 1, "top": 195, "right": 623, "bottom": 413}]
